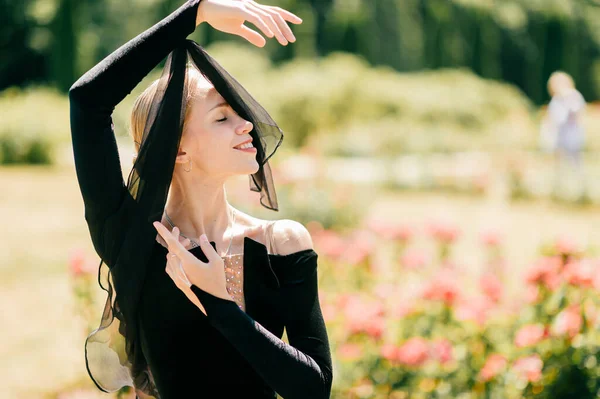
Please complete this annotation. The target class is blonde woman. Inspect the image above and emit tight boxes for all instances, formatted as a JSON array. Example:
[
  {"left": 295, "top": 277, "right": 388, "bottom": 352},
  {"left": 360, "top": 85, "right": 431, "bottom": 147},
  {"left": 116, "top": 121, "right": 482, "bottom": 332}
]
[
  {"left": 540, "top": 71, "right": 586, "bottom": 197},
  {"left": 68, "top": 1, "right": 332, "bottom": 398}
]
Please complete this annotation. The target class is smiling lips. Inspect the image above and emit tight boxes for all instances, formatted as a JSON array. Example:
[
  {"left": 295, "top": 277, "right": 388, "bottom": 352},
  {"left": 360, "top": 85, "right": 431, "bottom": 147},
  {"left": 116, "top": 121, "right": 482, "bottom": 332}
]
[{"left": 233, "top": 140, "right": 256, "bottom": 153}]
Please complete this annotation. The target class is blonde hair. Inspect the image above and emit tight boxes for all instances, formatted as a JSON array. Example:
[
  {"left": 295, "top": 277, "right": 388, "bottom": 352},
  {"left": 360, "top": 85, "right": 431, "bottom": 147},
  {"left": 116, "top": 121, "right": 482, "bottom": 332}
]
[
  {"left": 547, "top": 71, "right": 575, "bottom": 97},
  {"left": 130, "top": 65, "right": 206, "bottom": 164}
]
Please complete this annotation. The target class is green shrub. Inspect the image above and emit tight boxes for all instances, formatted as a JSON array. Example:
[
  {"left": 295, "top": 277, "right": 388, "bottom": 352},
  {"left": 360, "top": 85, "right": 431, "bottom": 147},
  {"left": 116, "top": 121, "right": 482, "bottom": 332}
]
[
  {"left": 0, "top": 86, "right": 68, "bottom": 165},
  {"left": 209, "top": 46, "right": 538, "bottom": 154}
]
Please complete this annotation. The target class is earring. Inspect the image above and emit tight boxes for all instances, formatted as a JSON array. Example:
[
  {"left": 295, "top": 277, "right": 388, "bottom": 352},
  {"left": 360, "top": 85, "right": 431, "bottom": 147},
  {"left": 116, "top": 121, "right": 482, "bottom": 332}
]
[{"left": 183, "top": 159, "right": 192, "bottom": 172}]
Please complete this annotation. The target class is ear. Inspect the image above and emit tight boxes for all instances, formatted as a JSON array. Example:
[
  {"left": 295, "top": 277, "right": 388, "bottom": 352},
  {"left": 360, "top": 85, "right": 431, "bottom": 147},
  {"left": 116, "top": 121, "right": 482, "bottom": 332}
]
[{"left": 175, "top": 149, "right": 190, "bottom": 165}]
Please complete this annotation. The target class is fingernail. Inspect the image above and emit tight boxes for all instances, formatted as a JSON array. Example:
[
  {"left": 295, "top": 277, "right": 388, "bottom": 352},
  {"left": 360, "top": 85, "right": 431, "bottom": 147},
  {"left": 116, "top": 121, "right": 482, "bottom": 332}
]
[{"left": 201, "top": 234, "right": 208, "bottom": 242}]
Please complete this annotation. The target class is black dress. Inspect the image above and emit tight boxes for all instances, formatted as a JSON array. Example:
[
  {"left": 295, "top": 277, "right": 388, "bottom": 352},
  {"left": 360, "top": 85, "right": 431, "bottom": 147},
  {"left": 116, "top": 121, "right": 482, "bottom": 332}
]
[{"left": 68, "top": 1, "right": 333, "bottom": 398}]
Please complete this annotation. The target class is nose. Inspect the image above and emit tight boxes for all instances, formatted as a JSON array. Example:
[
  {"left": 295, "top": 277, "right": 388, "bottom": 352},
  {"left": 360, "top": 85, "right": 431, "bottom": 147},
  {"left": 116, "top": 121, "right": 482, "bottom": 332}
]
[{"left": 236, "top": 119, "right": 253, "bottom": 135}]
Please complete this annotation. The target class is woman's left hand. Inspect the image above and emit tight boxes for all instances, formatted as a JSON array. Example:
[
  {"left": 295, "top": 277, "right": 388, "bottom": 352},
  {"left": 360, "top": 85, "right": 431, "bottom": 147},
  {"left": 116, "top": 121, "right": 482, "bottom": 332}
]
[
  {"left": 196, "top": 0, "right": 302, "bottom": 47},
  {"left": 153, "top": 222, "right": 232, "bottom": 314}
]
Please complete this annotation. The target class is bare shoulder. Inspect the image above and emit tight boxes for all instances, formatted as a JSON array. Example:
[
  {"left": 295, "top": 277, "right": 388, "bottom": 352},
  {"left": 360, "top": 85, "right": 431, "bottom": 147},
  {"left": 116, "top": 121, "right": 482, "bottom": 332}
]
[
  {"left": 271, "top": 219, "right": 314, "bottom": 255},
  {"left": 235, "top": 209, "right": 314, "bottom": 255}
]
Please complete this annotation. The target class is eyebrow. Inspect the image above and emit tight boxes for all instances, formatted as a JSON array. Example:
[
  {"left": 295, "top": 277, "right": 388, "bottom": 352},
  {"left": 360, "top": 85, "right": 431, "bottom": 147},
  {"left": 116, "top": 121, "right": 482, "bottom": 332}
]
[{"left": 209, "top": 101, "right": 229, "bottom": 112}]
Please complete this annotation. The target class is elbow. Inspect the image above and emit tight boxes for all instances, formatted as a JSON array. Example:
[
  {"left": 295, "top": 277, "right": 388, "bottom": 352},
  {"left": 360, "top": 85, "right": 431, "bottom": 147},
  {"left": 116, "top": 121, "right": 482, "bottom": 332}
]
[
  {"left": 68, "top": 75, "right": 92, "bottom": 106},
  {"left": 280, "top": 367, "right": 332, "bottom": 399},
  {"left": 68, "top": 82, "right": 84, "bottom": 104},
  {"left": 301, "top": 367, "right": 333, "bottom": 399},
  {"left": 319, "top": 367, "right": 333, "bottom": 399}
]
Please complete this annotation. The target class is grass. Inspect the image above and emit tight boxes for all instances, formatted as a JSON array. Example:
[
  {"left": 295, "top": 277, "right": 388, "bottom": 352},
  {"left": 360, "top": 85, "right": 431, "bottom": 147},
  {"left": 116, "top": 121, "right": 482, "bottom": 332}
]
[{"left": 2, "top": 164, "right": 600, "bottom": 398}]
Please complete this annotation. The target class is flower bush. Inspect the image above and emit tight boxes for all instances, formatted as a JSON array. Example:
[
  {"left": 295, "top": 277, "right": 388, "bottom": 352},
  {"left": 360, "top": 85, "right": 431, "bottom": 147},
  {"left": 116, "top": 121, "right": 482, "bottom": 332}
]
[
  {"left": 312, "top": 219, "right": 600, "bottom": 399},
  {"left": 68, "top": 181, "right": 600, "bottom": 398}
]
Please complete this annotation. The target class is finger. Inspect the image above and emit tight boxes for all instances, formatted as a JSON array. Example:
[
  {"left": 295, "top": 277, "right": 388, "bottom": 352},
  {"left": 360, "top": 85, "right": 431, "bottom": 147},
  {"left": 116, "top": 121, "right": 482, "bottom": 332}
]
[
  {"left": 198, "top": 234, "right": 221, "bottom": 263},
  {"left": 165, "top": 262, "right": 175, "bottom": 281},
  {"left": 237, "top": 25, "right": 267, "bottom": 47},
  {"left": 269, "top": 6, "right": 303, "bottom": 24},
  {"left": 166, "top": 253, "right": 178, "bottom": 270},
  {"left": 172, "top": 226, "right": 180, "bottom": 241},
  {"left": 154, "top": 222, "right": 175, "bottom": 244},
  {"left": 246, "top": 3, "right": 286, "bottom": 45},
  {"left": 175, "top": 260, "right": 192, "bottom": 288},
  {"left": 165, "top": 256, "right": 189, "bottom": 289},
  {"left": 180, "top": 237, "right": 191, "bottom": 249},
  {"left": 242, "top": 9, "right": 274, "bottom": 40},
  {"left": 271, "top": 11, "right": 295, "bottom": 43},
  {"left": 258, "top": 6, "right": 295, "bottom": 43},
  {"left": 154, "top": 222, "right": 187, "bottom": 257}
]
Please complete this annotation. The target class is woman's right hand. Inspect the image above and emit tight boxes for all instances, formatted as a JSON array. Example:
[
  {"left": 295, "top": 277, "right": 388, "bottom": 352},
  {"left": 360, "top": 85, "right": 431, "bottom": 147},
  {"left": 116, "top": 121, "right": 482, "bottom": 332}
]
[{"left": 196, "top": 0, "right": 302, "bottom": 47}]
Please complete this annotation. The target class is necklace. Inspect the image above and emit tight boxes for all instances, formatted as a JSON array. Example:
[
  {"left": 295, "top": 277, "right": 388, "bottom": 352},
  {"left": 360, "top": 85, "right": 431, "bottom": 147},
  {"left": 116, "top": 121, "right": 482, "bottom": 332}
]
[{"left": 163, "top": 207, "right": 237, "bottom": 257}]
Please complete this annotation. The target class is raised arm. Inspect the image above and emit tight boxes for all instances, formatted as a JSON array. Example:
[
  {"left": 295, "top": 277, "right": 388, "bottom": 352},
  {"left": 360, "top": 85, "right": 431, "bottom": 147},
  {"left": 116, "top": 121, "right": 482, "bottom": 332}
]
[
  {"left": 69, "top": 0, "right": 300, "bottom": 262},
  {"left": 68, "top": 0, "right": 202, "bottom": 227}
]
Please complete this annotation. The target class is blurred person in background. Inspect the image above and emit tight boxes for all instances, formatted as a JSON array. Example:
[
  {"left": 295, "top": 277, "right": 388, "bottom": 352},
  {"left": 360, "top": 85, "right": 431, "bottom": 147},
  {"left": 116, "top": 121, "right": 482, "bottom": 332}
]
[{"left": 539, "top": 71, "right": 586, "bottom": 199}]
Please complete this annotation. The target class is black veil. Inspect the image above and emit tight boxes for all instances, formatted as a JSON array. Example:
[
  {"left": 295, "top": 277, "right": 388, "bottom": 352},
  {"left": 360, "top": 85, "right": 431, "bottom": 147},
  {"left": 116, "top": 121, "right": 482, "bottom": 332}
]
[{"left": 84, "top": 39, "right": 283, "bottom": 397}]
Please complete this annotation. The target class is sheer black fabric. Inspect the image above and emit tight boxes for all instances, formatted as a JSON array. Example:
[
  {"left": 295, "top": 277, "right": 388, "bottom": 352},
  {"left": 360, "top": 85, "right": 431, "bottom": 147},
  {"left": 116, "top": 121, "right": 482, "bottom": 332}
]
[{"left": 69, "top": 1, "right": 285, "bottom": 395}]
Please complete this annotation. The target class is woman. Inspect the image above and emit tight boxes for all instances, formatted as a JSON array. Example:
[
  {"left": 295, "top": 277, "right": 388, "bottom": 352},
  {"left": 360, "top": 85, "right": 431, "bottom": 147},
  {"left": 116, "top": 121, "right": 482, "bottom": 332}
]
[
  {"left": 68, "top": 1, "right": 333, "bottom": 398},
  {"left": 540, "top": 71, "right": 586, "bottom": 197}
]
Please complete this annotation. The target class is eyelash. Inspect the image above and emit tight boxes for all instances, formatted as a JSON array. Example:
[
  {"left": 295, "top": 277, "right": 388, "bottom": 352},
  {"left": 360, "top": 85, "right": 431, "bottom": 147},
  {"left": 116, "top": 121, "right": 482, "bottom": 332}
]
[{"left": 216, "top": 117, "right": 227, "bottom": 123}]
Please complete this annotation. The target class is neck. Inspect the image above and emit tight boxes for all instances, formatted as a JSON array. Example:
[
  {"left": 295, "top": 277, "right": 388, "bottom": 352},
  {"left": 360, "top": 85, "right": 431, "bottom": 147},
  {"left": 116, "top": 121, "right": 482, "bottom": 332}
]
[{"left": 163, "top": 169, "right": 234, "bottom": 251}]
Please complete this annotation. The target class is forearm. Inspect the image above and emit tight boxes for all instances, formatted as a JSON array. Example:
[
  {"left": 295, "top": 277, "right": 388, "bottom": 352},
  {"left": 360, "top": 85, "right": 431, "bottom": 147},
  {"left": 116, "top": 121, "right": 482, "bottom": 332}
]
[
  {"left": 68, "top": 0, "right": 201, "bottom": 226},
  {"left": 191, "top": 287, "right": 332, "bottom": 399},
  {"left": 69, "top": 0, "right": 201, "bottom": 109}
]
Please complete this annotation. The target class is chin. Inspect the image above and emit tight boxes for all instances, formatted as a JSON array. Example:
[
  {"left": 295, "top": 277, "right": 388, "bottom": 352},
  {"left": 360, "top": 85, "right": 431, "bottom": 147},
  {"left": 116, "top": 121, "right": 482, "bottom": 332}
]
[{"left": 247, "top": 162, "right": 260, "bottom": 175}]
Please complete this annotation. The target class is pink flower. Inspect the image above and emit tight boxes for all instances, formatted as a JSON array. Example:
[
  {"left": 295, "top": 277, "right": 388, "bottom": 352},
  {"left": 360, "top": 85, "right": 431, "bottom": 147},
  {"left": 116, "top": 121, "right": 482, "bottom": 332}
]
[
  {"left": 554, "top": 236, "right": 580, "bottom": 255},
  {"left": 69, "top": 249, "right": 95, "bottom": 277},
  {"left": 480, "top": 272, "right": 503, "bottom": 303},
  {"left": 481, "top": 229, "right": 502, "bottom": 247},
  {"left": 390, "top": 300, "right": 417, "bottom": 319},
  {"left": 367, "top": 219, "right": 415, "bottom": 242},
  {"left": 313, "top": 230, "right": 346, "bottom": 261},
  {"left": 514, "top": 324, "right": 547, "bottom": 348},
  {"left": 338, "top": 343, "right": 363, "bottom": 361},
  {"left": 524, "top": 257, "right": 562, "bottom": 290},
  {"left": 427, "top": 221, "right": 460, "bottom": 243},
  {"left": 454, "top": 297, "right": 493, "bottom": 327},
  {"left": 593, "top": 271, "right": 600, "bottom": 292},
  {"left": 431, "top": 338, "right": 453, "bottom": 364},
  {"left": 562, "top": 259, "right": 597, "bottom": 288},
  {"left": 400, "top": 249, "right": 429, "bottom": 269},
  {"left": 341, "top": 229, "right": 376, "bottom": 266},
  {"left": 380, "top": 343, "right": 400, "bottom": 362},
  {"left": 479, "top": 354, "right": 507, "bottom": 382},
  {"left": 363, "top": 317, "right": 386, "bottom": 339},
  {"left": 513, "top": 355, "right": 543, "bottom": 382},
  {"left": 422, "top": 270, "right": 460, "bottom": 306},
  {"left": 374, "top": 283, "right": 396, "bottom": 300},
  {"left": 525, "top": 285, "right": 540, "bottom": 304},
  {"left": 552, "top": 305, "right": 582, "bottom": 338},
  {"left": 306, "top": 221, "right": 325, "bottom": 235},
  {"left": 396, "top": 337, "right": 430, "bottom": 367},
  {"left": 343, "top": 295, "right": 386, "bottom": 339}
]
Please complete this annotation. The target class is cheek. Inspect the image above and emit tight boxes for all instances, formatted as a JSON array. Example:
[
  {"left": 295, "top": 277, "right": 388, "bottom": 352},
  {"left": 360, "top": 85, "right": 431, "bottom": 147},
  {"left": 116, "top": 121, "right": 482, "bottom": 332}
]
[{"left": 190, "top": 127, "right": 233, "bottom": 169}]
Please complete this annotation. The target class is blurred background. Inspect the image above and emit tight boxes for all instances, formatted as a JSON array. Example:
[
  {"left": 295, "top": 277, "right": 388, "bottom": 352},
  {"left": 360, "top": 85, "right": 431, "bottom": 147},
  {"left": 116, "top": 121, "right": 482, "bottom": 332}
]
[{"left": 3, "top": 0, "right": 600, "bottom": 398}]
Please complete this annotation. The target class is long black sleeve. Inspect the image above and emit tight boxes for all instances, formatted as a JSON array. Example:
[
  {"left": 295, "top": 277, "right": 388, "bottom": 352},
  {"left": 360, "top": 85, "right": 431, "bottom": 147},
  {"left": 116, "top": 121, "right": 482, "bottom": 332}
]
[
  {"left": 68, "top": 0, "right": 201, "bottom": 260},
  {"left": 191, "top": 251, "right": 333, "bottom": 399}
]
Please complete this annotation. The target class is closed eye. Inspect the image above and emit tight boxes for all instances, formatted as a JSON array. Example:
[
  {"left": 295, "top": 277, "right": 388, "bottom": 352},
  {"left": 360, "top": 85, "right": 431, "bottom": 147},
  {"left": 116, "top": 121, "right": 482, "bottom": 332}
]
[{"left": 216, "top": 117, "right": 227, "bottom": 123}]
